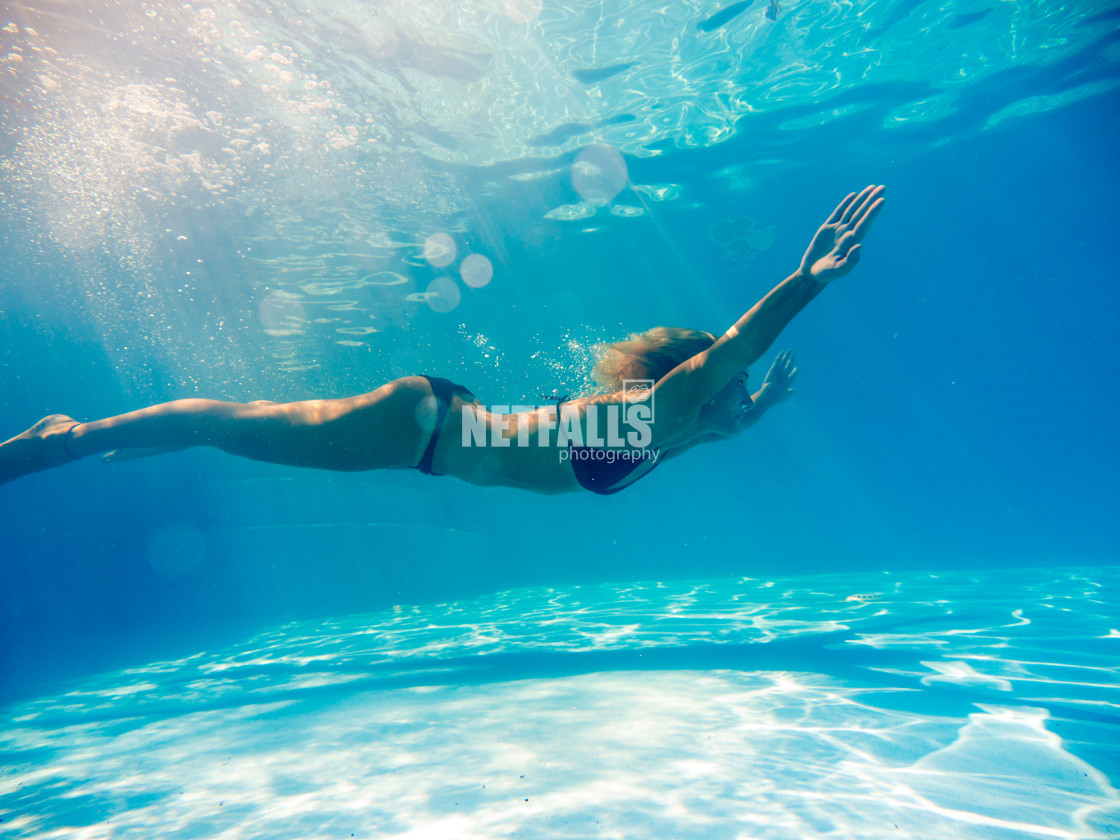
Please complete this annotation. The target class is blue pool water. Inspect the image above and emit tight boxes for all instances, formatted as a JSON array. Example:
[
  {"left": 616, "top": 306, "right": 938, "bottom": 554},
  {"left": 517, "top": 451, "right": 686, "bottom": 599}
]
[{"left": 1, "top": 1, "right": 1118, "bottom": 837}]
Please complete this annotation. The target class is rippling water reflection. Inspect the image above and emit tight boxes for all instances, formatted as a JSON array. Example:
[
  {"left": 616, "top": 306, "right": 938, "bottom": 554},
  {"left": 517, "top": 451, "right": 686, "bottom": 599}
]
[{"left": 2, "top": 0, "right": 1117, "bottom": 387}]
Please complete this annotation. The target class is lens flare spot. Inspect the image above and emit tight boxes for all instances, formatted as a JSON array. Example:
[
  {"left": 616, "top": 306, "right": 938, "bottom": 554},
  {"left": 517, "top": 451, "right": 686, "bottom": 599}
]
[
  {"left": 425, "top": 277, "right": 461, "bottom": 313},
  {"left": 414, "top": 394, "right": 439, "bottom": 433},
  {"left": 460, "top": 254, "right": 493, "bottom": 288},
  {"left": 423, "top": 232, "right": 456, "bottom": 268},
  {"left": 259, "top": 291, "right": 307, "bottom": 336},
  {"left": 572, "top": 145, "right": 628, "bottom": 203}
]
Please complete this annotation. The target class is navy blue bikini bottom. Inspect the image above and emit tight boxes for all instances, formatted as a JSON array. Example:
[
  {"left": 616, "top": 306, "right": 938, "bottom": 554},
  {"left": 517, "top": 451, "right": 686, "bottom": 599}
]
[{"left": 415, "top": 375, "right": 475, "bottom": 476}]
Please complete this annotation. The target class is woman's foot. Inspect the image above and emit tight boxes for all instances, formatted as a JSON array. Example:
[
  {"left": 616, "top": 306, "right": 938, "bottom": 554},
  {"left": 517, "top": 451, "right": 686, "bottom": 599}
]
[{"left": 0, "top": 415, "right": 81, "bottom": 486}]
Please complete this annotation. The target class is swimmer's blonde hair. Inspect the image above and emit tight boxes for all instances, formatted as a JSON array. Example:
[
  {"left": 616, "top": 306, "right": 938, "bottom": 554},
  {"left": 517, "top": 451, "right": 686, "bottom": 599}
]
[{"left": 591, "top": 327, "right": 717, "bottom": 392}]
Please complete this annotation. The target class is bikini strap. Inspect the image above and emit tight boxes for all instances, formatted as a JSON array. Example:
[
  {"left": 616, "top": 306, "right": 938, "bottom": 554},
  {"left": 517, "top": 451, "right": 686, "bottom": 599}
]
[
  {"left": 544, "top": 392, "right": 569, "bottom": 436},
  {"left": 416, "top": 376, "right": 452, "bottom": 475},
  {"left": 62, "top": 422, "right": 84, "bottom": 461}
]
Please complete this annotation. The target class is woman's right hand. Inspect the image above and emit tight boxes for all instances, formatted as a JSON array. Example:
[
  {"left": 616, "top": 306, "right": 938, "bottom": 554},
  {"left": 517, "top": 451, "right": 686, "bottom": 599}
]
[
  {"left": 759, "top": 350, "right": 798, "bottom": 404},
  {"left": 798, "top": 185, "right": 885, "bottom": 284}
]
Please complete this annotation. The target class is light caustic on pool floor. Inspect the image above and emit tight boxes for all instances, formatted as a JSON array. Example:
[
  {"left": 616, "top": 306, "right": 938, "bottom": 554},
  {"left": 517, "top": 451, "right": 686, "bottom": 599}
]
[{"left": 1, "top": 566, "right": 1118, "bottom": 839}]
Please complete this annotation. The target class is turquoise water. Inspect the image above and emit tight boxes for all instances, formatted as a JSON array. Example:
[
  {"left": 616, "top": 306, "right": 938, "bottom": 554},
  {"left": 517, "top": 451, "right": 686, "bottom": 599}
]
[{"left": 2, "top": 1, "right": 1118, "bottom": 837}]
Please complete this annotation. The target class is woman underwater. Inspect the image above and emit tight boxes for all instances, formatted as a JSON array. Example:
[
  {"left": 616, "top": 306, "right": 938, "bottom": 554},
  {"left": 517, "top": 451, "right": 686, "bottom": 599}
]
[{"left": 1, "top": 185, "right": 885, "bottom": 495}]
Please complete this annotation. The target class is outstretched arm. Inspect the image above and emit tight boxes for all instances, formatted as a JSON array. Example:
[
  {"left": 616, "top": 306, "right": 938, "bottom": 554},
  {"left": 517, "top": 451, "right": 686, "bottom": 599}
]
[{"left": 651, "top": 185, "right": 885, "bottom": 446}]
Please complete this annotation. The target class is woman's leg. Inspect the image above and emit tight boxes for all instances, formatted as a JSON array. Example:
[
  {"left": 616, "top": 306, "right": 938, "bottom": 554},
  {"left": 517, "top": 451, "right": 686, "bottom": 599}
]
[{"left": 0, "top": 376, "right": 435, "bottom": 484}]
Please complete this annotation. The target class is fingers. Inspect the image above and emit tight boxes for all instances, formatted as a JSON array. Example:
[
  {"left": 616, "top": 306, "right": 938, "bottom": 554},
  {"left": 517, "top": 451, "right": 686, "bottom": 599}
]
[
  {"left": 826, "top": 191, "right": 858, "bottom": 225},
  {"left": 839, "top": 184, "right": 880, "bottom": 225},
  {"left": 771, "top": 350, "right": 798, "bottom": 382},
  {"left": 851, "top": 194, "right": 885, "bottom": 241},
  {"left": 785, "top": 351, "right": 798, "bottom": 381},
  {"left": 838, "top": 185, "right": 875, "bottom": 224}
]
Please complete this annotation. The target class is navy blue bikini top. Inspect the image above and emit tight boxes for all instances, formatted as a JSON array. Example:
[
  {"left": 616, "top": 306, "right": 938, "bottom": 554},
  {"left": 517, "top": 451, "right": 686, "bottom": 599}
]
[
  {"left": 567, "top": 442, "right": 663, "bottom": 495},
  {"left": 557, "top": 398, "right": 662, "bottom": 495}
]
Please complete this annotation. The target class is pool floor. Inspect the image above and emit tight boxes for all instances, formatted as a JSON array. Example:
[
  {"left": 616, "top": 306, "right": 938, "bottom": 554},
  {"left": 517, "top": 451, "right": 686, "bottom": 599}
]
[{"left": 2, "top": 567, "right": 1118, "bottom": 839}]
